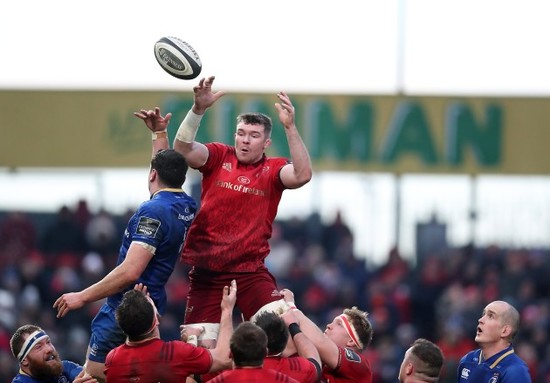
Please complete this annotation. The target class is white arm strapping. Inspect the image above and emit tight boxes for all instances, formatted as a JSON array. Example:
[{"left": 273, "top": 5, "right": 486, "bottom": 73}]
[{"left": 175, "top": 110, "right": 203, "bottom": 143}]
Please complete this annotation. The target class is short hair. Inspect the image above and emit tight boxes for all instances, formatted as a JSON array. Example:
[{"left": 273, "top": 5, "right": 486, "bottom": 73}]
[
  {"left": 230, "top": 322, "right": 268, "bottom": 367},
  {"left": 10, "top": 324, "right": 42, "bottom": 359},
  {"left": 253, "top": 312, "right": 289, "bottom": 355},
  {"left": 498, "top": 301, "right": 521, "bottom": 341},
  {"left": 236, "top": 113, "right": 273, "bottom": 138},
  {"left": 116, "top": 290, "right": 155, "bottom": 341},
  {"left": 409, "top": 338, "right": 444, "bottom": 379},
  {"left": 150, "top": 149, "right": 188, "bottom": 188},
  {"left": 343, "top": 307, "right": 373, "bottom": 350}
]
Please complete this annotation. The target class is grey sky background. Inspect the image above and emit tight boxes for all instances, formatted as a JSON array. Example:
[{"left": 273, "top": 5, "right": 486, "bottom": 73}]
[{"left": 1, "top": 0, "right": 549, "bottom": 95}]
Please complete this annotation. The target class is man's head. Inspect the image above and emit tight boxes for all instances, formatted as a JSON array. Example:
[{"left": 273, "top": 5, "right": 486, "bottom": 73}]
[
  {"left": 230, "top": 322, "right": 268, "bottom": 368},
  {"left": 475, "top": 300, "right": 520, "bottom": 346},
  {"left": 10, "top": 324, "right": 63, "bottom": 379},
  {"left": 234, "top": 113, "right": 272, "bottom": 164},
  {"left": 398, "top": 338, "right": 444, "bottom": 383},
  {"left": 253, "top": 311, "right": 289, "bottom": 356},
  {"left": 325, "top": 307, "right": 373, "bottom": 351},
  {"left": 149, "top": 149, "right": 188, "bottom": 189},
  {"left": 116, "top": 290, "right": 159, "bottom": 342}
]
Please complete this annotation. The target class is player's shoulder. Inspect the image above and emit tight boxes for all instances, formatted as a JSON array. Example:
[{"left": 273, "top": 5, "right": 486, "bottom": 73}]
[
  {"left": 62, "top": 359, "right": 84, "bottom": 379},
  {"left": 459, "top": 348, "right": 479, "bottom": 364},
  {"left": 341, "top": 347, "right": 364, "bottom": 363}
]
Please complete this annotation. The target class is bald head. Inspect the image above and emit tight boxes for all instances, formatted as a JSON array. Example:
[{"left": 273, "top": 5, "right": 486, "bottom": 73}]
[{"left": 486, "top": 300, "right": 520, "bottom": 341}]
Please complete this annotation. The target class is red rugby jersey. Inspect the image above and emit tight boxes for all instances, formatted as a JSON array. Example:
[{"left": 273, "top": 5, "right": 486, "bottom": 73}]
[
  {"left": 182, "top": 143, "right": 288, "bottom": 272},
  {"left": 104, "top": 339, "right": 212, "bottom": 383}
]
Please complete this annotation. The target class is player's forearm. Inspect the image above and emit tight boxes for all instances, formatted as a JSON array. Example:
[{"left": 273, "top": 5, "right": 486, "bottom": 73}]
[
  {"left": 81, "top": 266, "right": 136, "bottom": 304},
  {"left": 151, "top": 131, "right": 170, "bottom": 157},
  {"left": 292, "top": 330, "right": 321, "bottom": 366},
  {"left": 285, "top": 127, "right": 312, "bottom": 185},
  {"left": 291, "top": 308, "right": 339, "bottom": 368},
  {"left": 210, "top": 309, "right": 233, "bottom": 371},
  {"left": 291, "top": 309, "right": 328, "bottom": 347}
]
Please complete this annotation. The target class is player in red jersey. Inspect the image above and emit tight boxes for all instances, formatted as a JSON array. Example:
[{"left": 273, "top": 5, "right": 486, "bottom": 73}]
[
  {"left": 398, "top": 338, "right": 444, "bottom": 383},
  {"left": 104, "top": 281, "right": 236, "bottom": 383},
  {"left": 208, "top": 322, "right": 298, "bottom": 383},
  {"left": 135, "top": 75, "right": 313, "bottom": 346},
  {"left": 254, "top": 311, "right": 322, "bottom": 383},
  {"left": 281, "top": 289, "right": 374, "bottom": 383}
]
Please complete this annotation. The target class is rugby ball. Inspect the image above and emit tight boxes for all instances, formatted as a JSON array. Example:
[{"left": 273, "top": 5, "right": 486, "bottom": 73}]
[{"left": 154, "top": 37, "right": 202, "bottom": 80}]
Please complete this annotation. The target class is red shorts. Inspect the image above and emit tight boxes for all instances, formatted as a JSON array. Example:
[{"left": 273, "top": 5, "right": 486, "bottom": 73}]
[{"left": 184, "top": 266, "right": 283, "bottom": 324}]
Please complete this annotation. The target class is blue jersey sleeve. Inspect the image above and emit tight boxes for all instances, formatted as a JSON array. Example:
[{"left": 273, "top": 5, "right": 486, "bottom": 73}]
[
  {"left": 130, "top": 203, "right": 166, "bottom": 249},
  {"left": 62, "top": 360, "right": 84, "bottom": 382}
]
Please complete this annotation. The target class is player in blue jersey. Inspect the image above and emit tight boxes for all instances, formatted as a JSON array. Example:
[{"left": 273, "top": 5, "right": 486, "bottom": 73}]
[
  {"left": 457, "top": 300, "right": 531, "bottom": 383},
  {"left": 53, "top": 148, "right": 197, "bottom": 382},
  {"left": 10, "top": 324, "right": 97, "bottom": 383}
]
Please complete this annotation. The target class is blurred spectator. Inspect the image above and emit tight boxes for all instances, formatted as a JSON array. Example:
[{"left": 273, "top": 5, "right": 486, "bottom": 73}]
[
  {"left": 0, "top": 207, "right": 550, "bottom": 382},
  {"left": 41, "top": 206, "right": 86, "bottom": 263},
  {"left": 322, "top": 210, "right": 353, "bottom": 260},
  {"left": 0, "top": 211, "right": 36, "bottom": 267},
  {"left": 84, "top": 209, "right": 119, "bottom": 255},
  {"left": 265, "top": 222, "right": 296, "bottom": 283}
]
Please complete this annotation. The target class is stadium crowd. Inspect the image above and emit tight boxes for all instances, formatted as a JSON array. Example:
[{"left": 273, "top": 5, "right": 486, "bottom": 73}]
[{"left": 0, "top": 202, "right": 549, "bottom": 382}]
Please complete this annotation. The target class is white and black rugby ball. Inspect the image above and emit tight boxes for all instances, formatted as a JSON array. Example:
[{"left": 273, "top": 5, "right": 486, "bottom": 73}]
[{"left": 154, "top": 37, "right": 202, "bottom": 80}]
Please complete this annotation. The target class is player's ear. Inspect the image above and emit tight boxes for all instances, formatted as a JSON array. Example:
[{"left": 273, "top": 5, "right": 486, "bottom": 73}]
[
  {"left": 345, "top": 338, "right": 356, "bottom": 349},
  {"left": 405, "top": 362, "right": 413, "bottom": 376},
  {"left": 263, "top": 138, "right": 272, "bottom": 149},
  {"left": 149, "top": 169, "right": 157, "bottom": 183},
  {"left": 501, "top": 324, "right": 512, "bottom": 338}
]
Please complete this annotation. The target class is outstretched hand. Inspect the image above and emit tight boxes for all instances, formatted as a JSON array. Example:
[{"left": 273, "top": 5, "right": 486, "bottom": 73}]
[
  {"left": 53, "top": 292, "right": 85, "bottom": 318},
  {"left": 134, "top": 107, "right": 172, "bottom": 133},
  {"left": 192, "top": 76, "right": 226, "bottom": 114},
  {"left": 274, "top": 91, "right": 296, "bottom": 128},
  {"left": 220, "top": 279, "right": 237, "bottom": 313}
]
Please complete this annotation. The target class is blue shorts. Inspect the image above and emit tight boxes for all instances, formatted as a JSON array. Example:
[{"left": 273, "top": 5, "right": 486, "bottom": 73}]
[{"left": 87, "top": 304, "right": 126, "bottom": 363}]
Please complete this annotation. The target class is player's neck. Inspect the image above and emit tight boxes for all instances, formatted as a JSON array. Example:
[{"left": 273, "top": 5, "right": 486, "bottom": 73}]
[
  {"left": 125, "top": 334, "right": 159, "bottom": 346},
  {"left": 480, "top": 341, "right": 511, "bottom": 360}
]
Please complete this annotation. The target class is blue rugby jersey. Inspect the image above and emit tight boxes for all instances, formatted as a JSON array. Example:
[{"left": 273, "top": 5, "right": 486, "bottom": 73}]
[
  {"left": 12, "top": 360, "right": 82, "bottom": 383},
  {"left": 106, "top": 189, "right": 196, "bottom": 315},
  {"left": 457, "top": 345, "right": 531, "bottom": 383}
]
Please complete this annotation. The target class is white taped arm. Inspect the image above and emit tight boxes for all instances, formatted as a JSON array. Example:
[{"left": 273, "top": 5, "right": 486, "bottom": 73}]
[{"left": 175, "top": 110, "right": 203, "bottom": 143}]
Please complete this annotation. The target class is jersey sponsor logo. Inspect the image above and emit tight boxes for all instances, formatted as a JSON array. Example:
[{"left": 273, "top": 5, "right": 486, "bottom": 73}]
[
  {"left": 488, "top": 374, "right": 499, "bottom": 383},
  {"left": 222, "top": 162, "right": 232, "bottom": 172},
  {"left": 237, "top": 175, "right": 250, "bottom": 184},
  {"left": 216, "top": 179, "right": 266, "bottom": 196},
  {"left": 344, "top": 348, "right": 361, "bottom": 363},
  {"left": 256, "top": 166, "right": 270, "bottom": 178},
  {"left": 461, "top": 368, "right": 470, "bottom": 379},
  {"left": 58, "top": 376, "right": 69, "bottom": 383},
  {"left": 136, "top": 216, "right": 161, "bottom": 237},
  {"left": 178, "top": 212, "right": 195, "bottom": 222},
  {"left": 90, "top": 342, "right": 99, "bottom": 357}
]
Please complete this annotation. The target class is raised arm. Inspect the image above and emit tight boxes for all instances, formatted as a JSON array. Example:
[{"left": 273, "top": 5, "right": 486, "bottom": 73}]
[
  {"left": 280, "top": 289, "right": 340, "bottom": 369},
  {"left": 173, "top": 76, "right": 226, "bottom": 169},
  {"left": 53, "top": 243, "right": 153, "bottom": 318},
  {"left": 281, "top": 310, "right": 322, "bottom": 380},
  {"left": 208, "top": 279, "right": 237, "bottom": 372},
  {"left": 275, "top": 92, "right": 313, "bottom": 189},
  {"left": 134, "top": 107, "right": 171, "bottom": 157}
]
